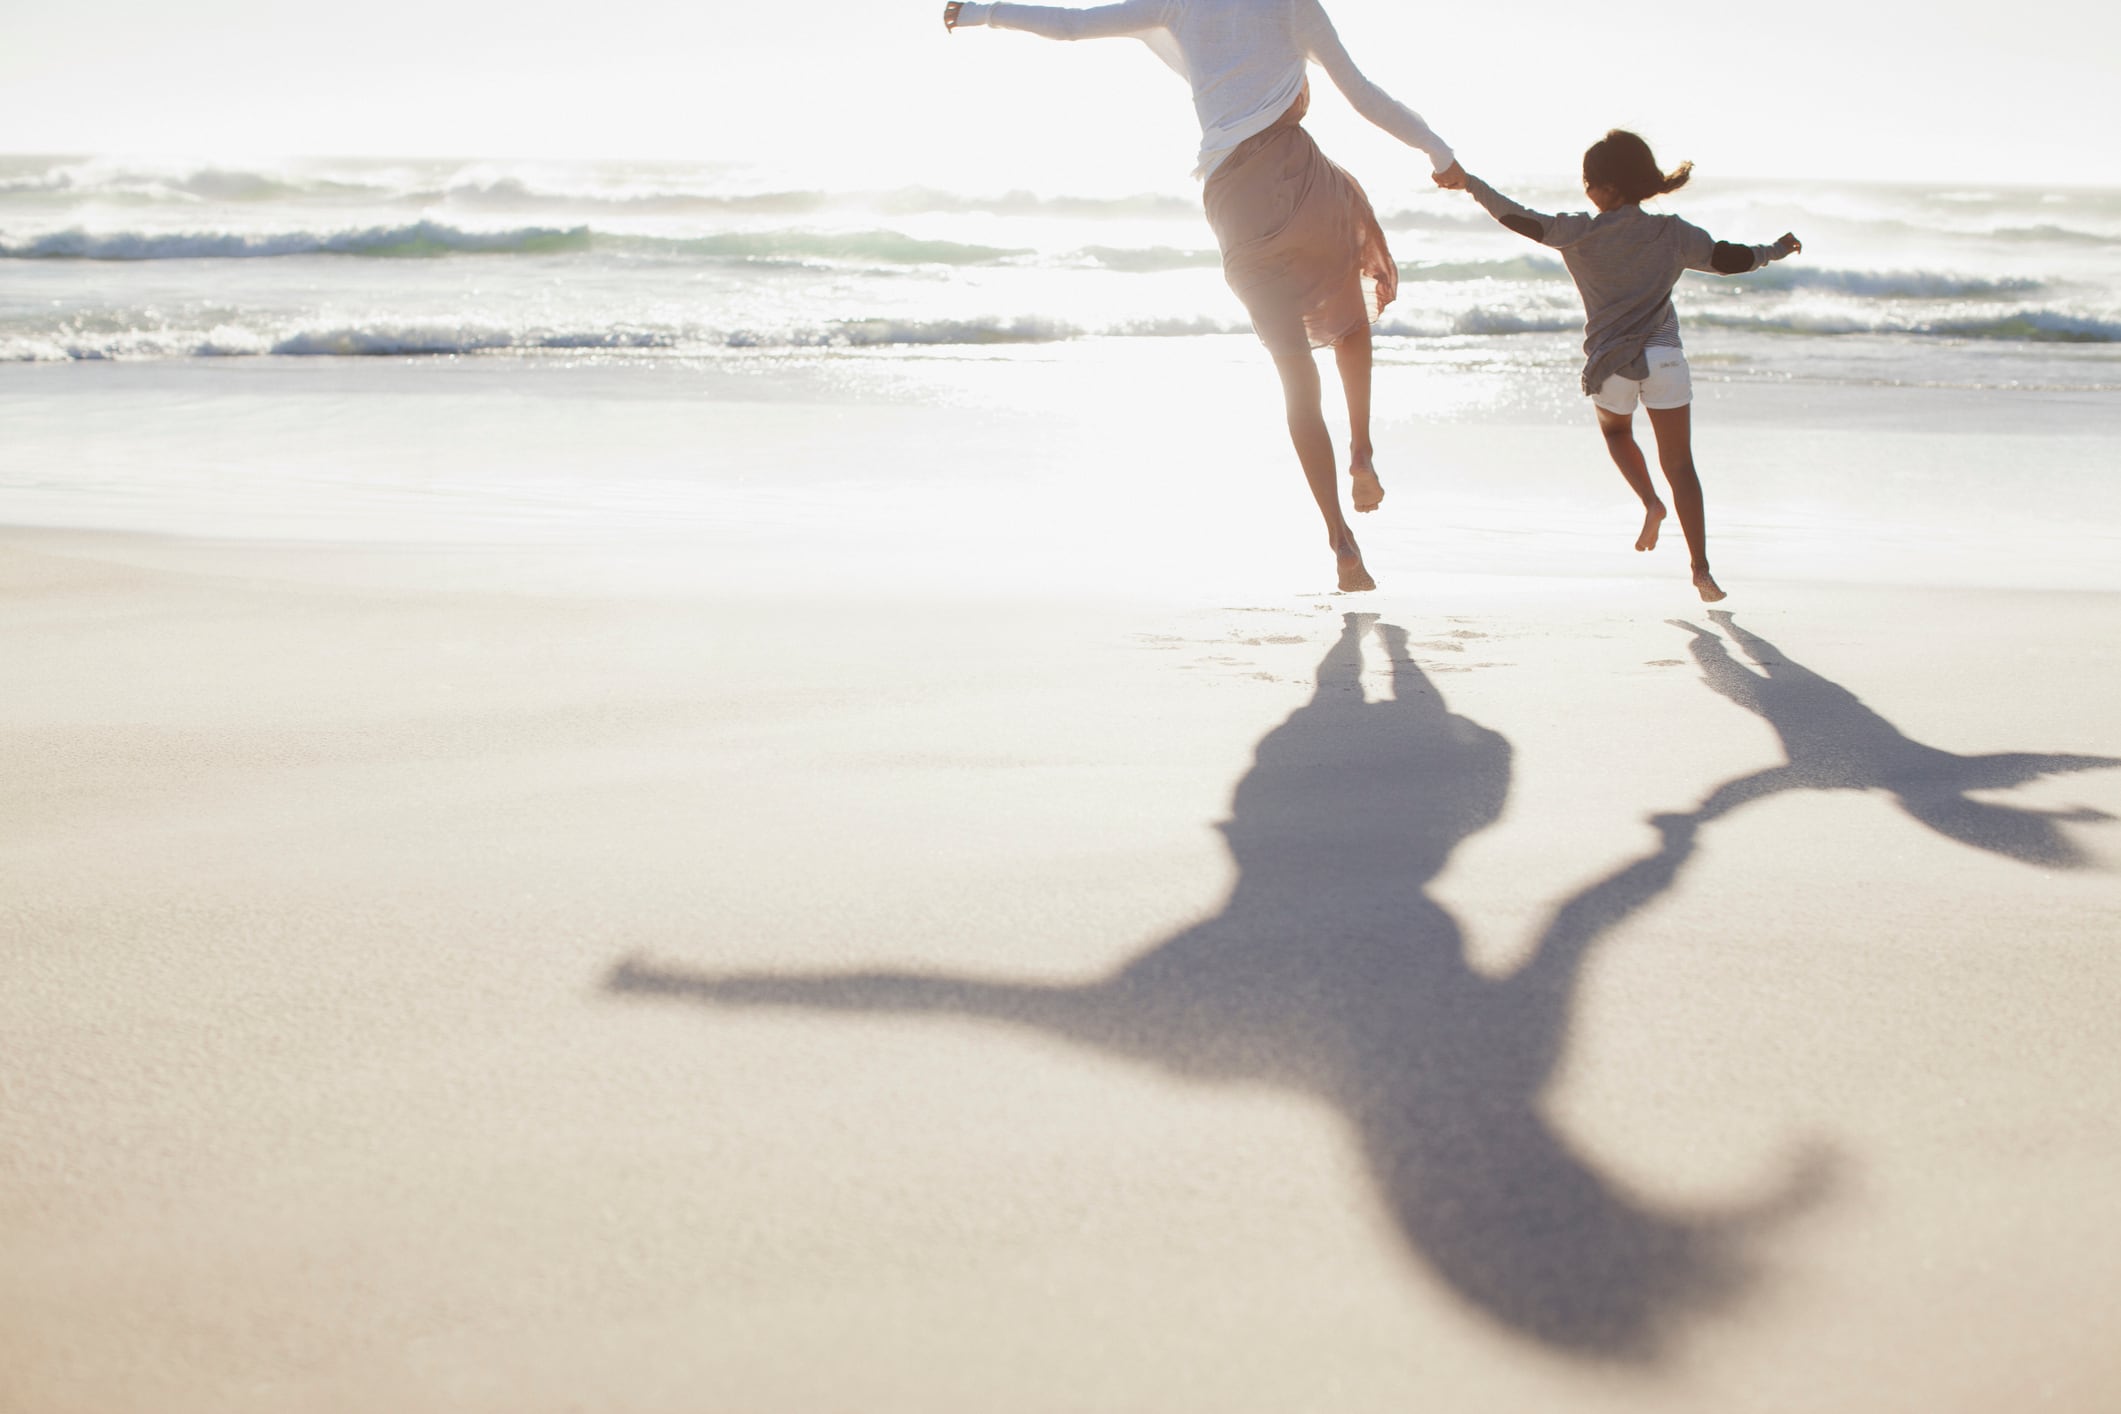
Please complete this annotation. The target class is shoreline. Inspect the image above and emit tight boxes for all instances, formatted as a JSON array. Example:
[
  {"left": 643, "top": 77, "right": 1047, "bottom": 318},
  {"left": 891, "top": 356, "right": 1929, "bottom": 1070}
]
[{"left": 5, "top": 350, "right": 2119, "bottom": 598}]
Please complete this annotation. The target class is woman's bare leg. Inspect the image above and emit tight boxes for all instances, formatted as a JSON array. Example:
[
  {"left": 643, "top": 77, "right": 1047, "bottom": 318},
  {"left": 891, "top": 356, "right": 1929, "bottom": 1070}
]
[
  {"left": 1644, "top": 403, "right": 1725, "bottom": 602},
  {"left": 1274, "top": 348, "right": 1374, "bottom": 591},
  {"left": 1594, "top": 405, "right": 1666, "bottom": 552},
  {"left": 1334, "top": 323, "right": 1383, "bottom": 513}
]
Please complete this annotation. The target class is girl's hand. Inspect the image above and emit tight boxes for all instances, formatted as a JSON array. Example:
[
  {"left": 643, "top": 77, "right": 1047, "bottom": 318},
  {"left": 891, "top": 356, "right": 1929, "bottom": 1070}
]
[
  {"left": 943, "top": 1, "right": 963, "bottom": 30},
  {"left": 1776, "top": 232, "right": 1802, "bottom": 255},
  {"left": 1432, "top": 161, "right": 1467, "bottom": 190}
]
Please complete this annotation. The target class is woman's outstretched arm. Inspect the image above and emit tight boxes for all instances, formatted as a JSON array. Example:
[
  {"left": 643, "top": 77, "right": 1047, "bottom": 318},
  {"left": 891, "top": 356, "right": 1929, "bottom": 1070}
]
[
  {"left": 946, "top": 0, "right": 1175, "bottom": 40},
  {"left": 1291, "top": 0, "right": 1455, "bottom": 173}
]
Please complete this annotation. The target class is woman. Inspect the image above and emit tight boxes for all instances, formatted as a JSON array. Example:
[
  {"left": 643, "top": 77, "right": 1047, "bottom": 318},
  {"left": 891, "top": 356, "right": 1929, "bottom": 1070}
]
[{"left": 943, "top": 0, "right": 1464, "bottom": 590}]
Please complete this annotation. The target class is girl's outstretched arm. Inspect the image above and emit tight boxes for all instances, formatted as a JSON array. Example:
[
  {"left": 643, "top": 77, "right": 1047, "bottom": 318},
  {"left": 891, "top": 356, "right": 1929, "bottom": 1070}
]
[
  {"left": 947, "top": 0, "right": 1176, "bottom": 40},
  {"left": 1460, "top": 174, "right": 1595, "bottom": 247},
  {"left": 1683, "top": 222, "right": 1802, "bottom": 274},
  {"left": 1291, "top": 0, "right": 1455, "bottom": 173}
]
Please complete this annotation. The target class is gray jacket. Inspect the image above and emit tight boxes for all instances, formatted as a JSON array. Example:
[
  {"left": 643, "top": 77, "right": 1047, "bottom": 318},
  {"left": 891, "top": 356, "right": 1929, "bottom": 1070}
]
[{"left": 1464, "top": 175, "right": 1789, "bottom": 396}]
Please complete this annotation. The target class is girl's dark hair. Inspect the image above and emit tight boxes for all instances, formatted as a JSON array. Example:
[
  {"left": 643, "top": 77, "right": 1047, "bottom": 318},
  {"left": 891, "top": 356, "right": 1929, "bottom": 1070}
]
[{"left": 1582, "top": 129, "right": 1693, "bottom": 202}]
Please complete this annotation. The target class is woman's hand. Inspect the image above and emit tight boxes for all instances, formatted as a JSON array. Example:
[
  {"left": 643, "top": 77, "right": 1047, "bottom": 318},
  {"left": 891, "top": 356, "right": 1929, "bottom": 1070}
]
[
  {"left": 1776, "top": 231, "right": 1802, "bottom": 255},
  {"left": 944, "top": 1, "right": 963, "bottom": 30},
  {"left": 1431, "top": 161, "right": 1467, "bottom": 191}
]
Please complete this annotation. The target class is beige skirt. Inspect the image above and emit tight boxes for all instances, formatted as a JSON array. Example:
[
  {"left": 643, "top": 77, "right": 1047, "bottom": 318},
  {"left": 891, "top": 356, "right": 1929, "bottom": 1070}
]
[{"left": 1202, "top": 83, "right": 1398, "bottom": 357}]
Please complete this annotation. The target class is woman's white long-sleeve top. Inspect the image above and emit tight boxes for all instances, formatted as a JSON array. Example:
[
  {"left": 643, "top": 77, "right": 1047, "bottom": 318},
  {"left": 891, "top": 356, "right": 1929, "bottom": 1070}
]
[{"left": 951, "top": 0, "right": 1453, "bottom": 180}]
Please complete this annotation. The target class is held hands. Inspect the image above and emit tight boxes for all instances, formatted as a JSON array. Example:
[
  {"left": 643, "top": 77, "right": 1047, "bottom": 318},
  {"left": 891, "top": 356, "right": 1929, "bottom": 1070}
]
[
  {"left": 1776, "top": 232, "right": 1803, "bottom": 256},
  {"left": 1431, "top": 161, "right": 1468, "bottom": 191},
  {"left": 943, "top": 1, "right": 962, "bottom": 29}
]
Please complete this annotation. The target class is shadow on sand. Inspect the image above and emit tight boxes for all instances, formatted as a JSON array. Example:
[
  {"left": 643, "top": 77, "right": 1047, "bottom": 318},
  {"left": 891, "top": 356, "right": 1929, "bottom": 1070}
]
[
  {"left": 607, "top": 612, "right": 2114, "bottom": 1360},
  {"left": 1652, "top": 611, "right": 2119, "bottom": 867}
]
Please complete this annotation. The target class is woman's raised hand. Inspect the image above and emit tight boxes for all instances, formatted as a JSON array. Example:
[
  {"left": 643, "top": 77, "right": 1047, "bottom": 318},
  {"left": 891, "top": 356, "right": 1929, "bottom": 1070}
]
[
  {"left": 943, "top": 2, "right": 963, "bottom": 30},
  {"left": 1776, "top": 232, "right": 1803, "bottom": 255},
  {"left": 1431, "top": 161, "right": 1467, "bottom": 191}
]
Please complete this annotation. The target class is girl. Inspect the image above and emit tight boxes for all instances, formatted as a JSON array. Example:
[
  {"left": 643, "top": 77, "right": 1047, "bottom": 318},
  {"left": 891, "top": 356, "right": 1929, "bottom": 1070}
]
[
  {"left": 1449, "top": 131, "right": 1800, "bottom": 602},
  {"left": 944, "top": 0, "right": 1465, "bottom": 591}
]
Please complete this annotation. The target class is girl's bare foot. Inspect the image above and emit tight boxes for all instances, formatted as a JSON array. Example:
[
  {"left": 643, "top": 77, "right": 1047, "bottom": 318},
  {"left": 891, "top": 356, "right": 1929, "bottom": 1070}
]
[
  {"left": 1334, "top": 531, "right": 1376, "bottom": 592},
  {"left": 1350, "top": 455, "right": 1385, "bottom": 513},
  {"left": 1693, "top": 569, "right": 1727, "bottom": 603},
  {"left": 1636, "top": 502, "right": 1666, "bottom": 552}
]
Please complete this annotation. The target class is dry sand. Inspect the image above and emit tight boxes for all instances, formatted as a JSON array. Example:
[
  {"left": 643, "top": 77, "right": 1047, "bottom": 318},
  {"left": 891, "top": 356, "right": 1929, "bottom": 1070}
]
[{"left": 5, "top": 522, "right": 2119, "bottom": 1411}]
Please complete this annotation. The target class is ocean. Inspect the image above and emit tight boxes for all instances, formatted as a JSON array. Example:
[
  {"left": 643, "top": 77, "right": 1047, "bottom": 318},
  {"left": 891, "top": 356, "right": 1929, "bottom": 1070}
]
[{"left": 5, "top": 154, "right": 2120, "bottom": 388}]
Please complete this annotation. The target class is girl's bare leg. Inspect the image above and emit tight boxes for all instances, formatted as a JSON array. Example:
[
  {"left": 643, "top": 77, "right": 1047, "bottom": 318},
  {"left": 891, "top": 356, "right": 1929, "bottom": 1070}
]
[
  {"left": 1274, "top": 348, "right": 1374, "bottom": 591},
  {"left": 1334, "top": 323, "right": 1383, "bottom": 513},
  {"left": 1644, "top": 403, "right": 1725, "bottom": 602},
  {"left": 1594, "top": 405, "right": 1666, "bottom": 552}
]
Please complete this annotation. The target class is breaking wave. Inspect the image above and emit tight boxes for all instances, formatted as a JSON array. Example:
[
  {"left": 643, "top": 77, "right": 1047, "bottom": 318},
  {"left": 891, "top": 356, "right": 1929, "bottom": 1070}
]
[
  {"left": 9, "top": 303, "right": 2118, "bottom": 362},
  {"left": 1693, "top": 307, "right": 2121, "bottom": 342},
  {"left": 1729, "top": 266, "right": 2046, "bottom": 299},
  {"left": 731, "top": 316, "right": 1081, "bottom": 348},
  {"left": 1, "top": 315, "right": 1087, "bottom": 361},
  {"left": 1, "top": 322, "right": 681, "bottom": 361},
  {"left": 2, "top": 221, "right": 591, "bottom": 260},
  {"left": 0, "top": 160, "right": 1206, "bottom": 219},
  {"left": 0, "top": 223, "right": 1034, "bottom": 267},
  {"left": 1441, "top": 308, "right": 1580, "bottom": 336},
  {"left": 644, "top": 231, "right": 1032, "bottom": 266}
]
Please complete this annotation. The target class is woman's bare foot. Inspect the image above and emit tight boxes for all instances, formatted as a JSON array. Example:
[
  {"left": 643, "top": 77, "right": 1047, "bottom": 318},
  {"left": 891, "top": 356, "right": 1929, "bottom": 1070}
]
[
  {"left": 1693, "top": 568, "right": 1727, "bottom": 603},
  {"left": 1636, "top": 502, "right": 1666, "bottom": 552},
  {"left": 1333, "top": 531, "right": 1376, "bottom": 592},
  {"left": 1350, "top": 455, "right": 1385, "bottom": 513}
]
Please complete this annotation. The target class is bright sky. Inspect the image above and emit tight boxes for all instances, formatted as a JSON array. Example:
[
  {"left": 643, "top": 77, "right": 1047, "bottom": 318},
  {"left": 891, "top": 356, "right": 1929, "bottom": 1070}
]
[{"left": 3, "top": 0, "right": 2116, "bottom": 189}]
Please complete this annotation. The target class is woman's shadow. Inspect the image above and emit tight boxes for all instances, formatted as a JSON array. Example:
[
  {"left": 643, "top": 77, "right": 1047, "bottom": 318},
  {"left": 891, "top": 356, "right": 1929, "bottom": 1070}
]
[{"left": 610, "top": 613, "right": 1826, "bottom": 1359}]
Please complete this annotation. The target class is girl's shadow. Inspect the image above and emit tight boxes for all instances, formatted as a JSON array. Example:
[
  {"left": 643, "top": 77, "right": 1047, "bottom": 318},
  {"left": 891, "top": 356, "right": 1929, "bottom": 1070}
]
[
  {"left": 610, "top": 613, "right": 1826, "bottom": 1359},
  {"left": 1659, "top": 611, "right": 2118, "bottom": 865}
]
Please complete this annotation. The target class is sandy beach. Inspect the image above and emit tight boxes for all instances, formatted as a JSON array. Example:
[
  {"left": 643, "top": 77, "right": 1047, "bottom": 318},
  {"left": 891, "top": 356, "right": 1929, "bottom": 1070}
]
[{"left": 4, "top": 347, "right": 2120, "bottom": 1410}]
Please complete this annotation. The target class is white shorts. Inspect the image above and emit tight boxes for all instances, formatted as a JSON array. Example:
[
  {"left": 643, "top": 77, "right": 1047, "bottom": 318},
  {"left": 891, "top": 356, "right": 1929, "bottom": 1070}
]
[{"left": 1592, "top": 345, "right": 1692, "bottom": 415}]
